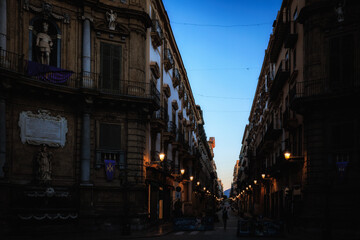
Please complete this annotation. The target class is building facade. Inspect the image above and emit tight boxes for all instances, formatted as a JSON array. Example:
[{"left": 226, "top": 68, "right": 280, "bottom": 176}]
[
  {"left": 0, "top": 0, "right": 217, "bottom": 232},
  {"left": 233, "top": 0, "right": 360, "bottom": 238}
]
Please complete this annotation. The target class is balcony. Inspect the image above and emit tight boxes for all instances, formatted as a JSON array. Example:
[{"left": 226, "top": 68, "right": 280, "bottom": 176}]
[
  {"left": 264, "top": 119, "right": 282, "bottom": 141},
  {"left": 164, "top": 48, "right": 174, "bottom": 72},
  {"left": 163, "top": 121, "right": 176, "bottom": 142},
  {"left": 289, "top": 78, "right": 360, "bottom": 112},
  {"left": 151, "top": 106, "right": 167, "bottom": 131},
  {"left": 172, "top": 130, "right": 184, "bottom": 150},
  {"left": 284, "top": 21, "right": 298, "bottom": 49},
  {"left": 151, "top": 19, "right": 163, "bottom": 48},
  {"left": 172, "top": 68, "right": 180, "bottom": 88},
  {"left": 95, "top": 149, "right": 126, "bottom": 169},
  {"left": 269, "top": 59, "right": 290, "bottom": 100},
  {"left": 151, "top": 81, "right": 160, "bottom": 109},
  {"left": 256, "top": 119, "right": 282, "bottom": 155},
  {"left": 0, "top": 49, "right": 160, "bottom": 107},
  {"left": 178, "top": 84, "right": 184, "bottom": 98},
  {"left": 167, "top": 121, "right": 176, "bottom": 134},
  {"left": 269, "top": 12, "right": 290, "bottom": 62}
]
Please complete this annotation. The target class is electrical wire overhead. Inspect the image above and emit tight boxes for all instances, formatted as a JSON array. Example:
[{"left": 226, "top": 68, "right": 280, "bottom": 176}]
[
  {"left": 188, "top": 67, "right": 252, "bottom": 71},
  {"left": 195, "top": 93, "right": 252, "bottom": 100},
  {"left": 170, "top": 21, "right": 273, "bottom": 28}
]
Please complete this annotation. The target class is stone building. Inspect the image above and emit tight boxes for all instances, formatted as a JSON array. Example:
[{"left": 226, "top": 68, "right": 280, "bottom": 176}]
[
  {"left": 0, "top": 0, "right": 217, "bottom": 232},
  {"left": 233, "top": 0, "right": 360, "bottom": 238}
]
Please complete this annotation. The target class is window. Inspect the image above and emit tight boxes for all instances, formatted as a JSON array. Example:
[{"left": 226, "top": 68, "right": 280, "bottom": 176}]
[
  {"left": 100, "top": 42, "right": 122, "bottom": 91},
  {"left": 293, "top": 48, "right": 297, "bottom": 69},
  {"left": 329, "top": 34, "right": 355, "bottom": 87},
  {"left": 293, "top": 8, "right": 298, "bottom": 33},
  {"left": 96, "top": 123, "right": 126, "bottom": 169},
  {"left": 99, "top": 123, "right": 122, "bottom": 150}
]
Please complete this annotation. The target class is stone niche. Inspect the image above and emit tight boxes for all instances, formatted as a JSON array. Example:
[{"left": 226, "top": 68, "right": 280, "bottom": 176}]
[{"left": 18, "top": 110, "right": 68, "bottom": 148}]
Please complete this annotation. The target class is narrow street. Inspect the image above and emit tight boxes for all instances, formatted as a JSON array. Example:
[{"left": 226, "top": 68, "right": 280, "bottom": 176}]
[{"left": 149, "top": 203, "right": 282, "bottom": 240}]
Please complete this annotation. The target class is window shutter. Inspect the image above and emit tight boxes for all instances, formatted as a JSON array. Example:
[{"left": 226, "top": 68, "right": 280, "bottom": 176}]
[
  {"left": 112, "top": 45, "right": 121, "bottom": 91},
  {"left": 101, "top": 43, "right": 111, "bottom": 89},
  {"left": 329, "top": 37, "right": 340, "bottom": 84},
  {"left": 101, "top": 43, "right": 122, "bottom": 91},
  {"left": 100, "top": 123, "right": 122, "bottom": 150},
  {"left": 342, "top": 34, "right": 354, "bottom": 86}
]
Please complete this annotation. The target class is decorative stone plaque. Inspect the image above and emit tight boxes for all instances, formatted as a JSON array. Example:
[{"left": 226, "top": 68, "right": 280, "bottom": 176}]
[{"left": 18, "top": 110, "right": 68, "bottom": 147}]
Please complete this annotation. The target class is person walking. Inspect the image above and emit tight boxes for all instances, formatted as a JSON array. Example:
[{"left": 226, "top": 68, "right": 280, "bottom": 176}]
[{"left": 222, "top": 207, "right": 229, "bottom": 230}]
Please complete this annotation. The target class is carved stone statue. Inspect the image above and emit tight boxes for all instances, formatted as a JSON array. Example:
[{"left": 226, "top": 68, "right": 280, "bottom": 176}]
[
  {"left": 35, "top": 144, "right": 53, "bottom": 184},
  {"left": 106, "top": 10, "right": 117, "bottom": 30},
  {"left": 335, "top": 2, "right": 345, "bottom": 23},
  {"left": 36, "top": 22, "right": 53, "bottom": 65}
]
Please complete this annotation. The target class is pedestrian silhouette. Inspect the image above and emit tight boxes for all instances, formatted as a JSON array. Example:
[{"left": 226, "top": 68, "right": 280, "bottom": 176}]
[{"left": 222, "top": 207, "right": 228, "bottom": 230}]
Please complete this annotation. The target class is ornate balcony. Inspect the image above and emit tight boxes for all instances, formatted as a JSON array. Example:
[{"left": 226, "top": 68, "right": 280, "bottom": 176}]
[
  {"left": 269, "top": 12, "right": 290, "bottom": 62},
  {"left": 178, "top": 84, "right": 184, "bottom": 98},
  {"left": 163, "top": 121, "right": 176, "bottom": 142},
  {"left": 284, "top": 21, "right": 298, "bottom": 49},
  {"left": 164, "top": 48, "right": 174, "bottom": 72},
  {"left": 172, "top": 68, "right": 180, "bottom": 88},
  {"left": 289, "top": 78, "right": 360, "bottom": 113},
  {"left": 0, "top": 49, "right": 160, "bottom": 108},
  {"left": 95, "top": 149, "right": 126, "bottom": 169},
  {"left": 151, "top": 19, "right": 163, "bottom": 48},
  {"left": 269, "top": 59, "right": 290, "bottom": 100}
]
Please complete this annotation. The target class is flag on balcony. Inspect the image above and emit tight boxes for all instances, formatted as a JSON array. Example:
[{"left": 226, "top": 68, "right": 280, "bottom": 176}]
[
  {"left": 336, "top": 161, "right": 348, "bottom": 180},
  {"left": 104, "top": 159, "right": 116, "bottom": 181},
  {"left": 26, "top": 60, "right": 73, "bottom": 84}
]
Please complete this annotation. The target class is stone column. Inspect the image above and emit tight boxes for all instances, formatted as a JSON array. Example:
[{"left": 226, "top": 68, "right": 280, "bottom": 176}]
[
  {"left": 0, "top": 0, "right": 6, "bottom": 51},
  {"left": 0, "top": 98, "right": 5, "bottom": 178},
  {"left": 81, "top": 112, "right": 91, "bottom": 183},
  {"left": 82, "top": 17, "right": 92, "bottom": 88},
  {"left": 82, "top": 18, "right": 91, "bottom": 73}
]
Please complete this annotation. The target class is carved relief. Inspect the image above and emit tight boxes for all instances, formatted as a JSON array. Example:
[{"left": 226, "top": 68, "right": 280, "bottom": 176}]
[
  {"left": 25, "top": 1, "right": 70, "bottom": 24},
  {"left": 18, "top": 110, "right": 68, "bottom": 148}
]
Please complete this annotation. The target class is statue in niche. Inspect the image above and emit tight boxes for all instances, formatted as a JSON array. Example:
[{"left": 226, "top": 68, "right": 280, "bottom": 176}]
[
  {"left": 36, "top": 22, "right": 53, "bottom": 65},
  {"left": 335, "top": 2, "right": 345, "bottom": 23},
  {"left": 35, "top": 144, "right": 53, "bottom": 184},
  {"left": 106, "top": 10, "right": 117, "bottom": 30}
]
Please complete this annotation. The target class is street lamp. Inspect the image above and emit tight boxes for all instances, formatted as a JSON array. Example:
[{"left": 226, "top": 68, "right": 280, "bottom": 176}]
[
  {"left": 180, "top": 169, "right": 185, "bottom": 175},
  {"left": 159, "top": 153, "right": 165, "bottom": 161},
  {"left": 197, "top": 181, "right": 200, "bottom": 186},
  {"left": 283, "top": 150, "right": 304, "bottom": 162},
  {"left": 189, "top": 176, "right": 194, "bottom": 181},
  {"left": 254, "top": 180, "right": 258, "bottom": 185},
  {"left": 284, "top": 150, "right": 291, "bottom": 160}
]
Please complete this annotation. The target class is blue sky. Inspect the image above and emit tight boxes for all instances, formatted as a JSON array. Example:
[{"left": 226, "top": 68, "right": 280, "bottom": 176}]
[{"left": 162, "top": 0, "right": 283, "bottom": 190}]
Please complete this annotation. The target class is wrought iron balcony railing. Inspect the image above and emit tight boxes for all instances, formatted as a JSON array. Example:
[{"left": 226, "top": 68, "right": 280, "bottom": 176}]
[
  {"left": 289, "top": 78, "right": 360, "bottom": 104},
  {"left": 151, "top": 19, "right": 163, "bottom": 48},
  {"left": 0, "top": 48, "right": 160, "bottom": 103},
  {"left": 167, "top": 121, "right": 176, "bottom": 134},
  {"left": 95, "top": 149, "right": 126, "bottom": 169}
]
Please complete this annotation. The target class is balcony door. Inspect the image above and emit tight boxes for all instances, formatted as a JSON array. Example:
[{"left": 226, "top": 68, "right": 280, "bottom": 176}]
[{"left": 100, "top": 42, "right": 122, "bottom": 93}]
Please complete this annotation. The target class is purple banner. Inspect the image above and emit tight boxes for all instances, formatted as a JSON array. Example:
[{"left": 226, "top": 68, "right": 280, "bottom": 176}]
[
  {"left": 104, "top": 159, "right": 116, "bottom": 181},
  {"left": 26, "top": 60, "right": 73, "bottom": 84},
  {"left": 336, "top": 161, "right": 348, "bottom": 180}
]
